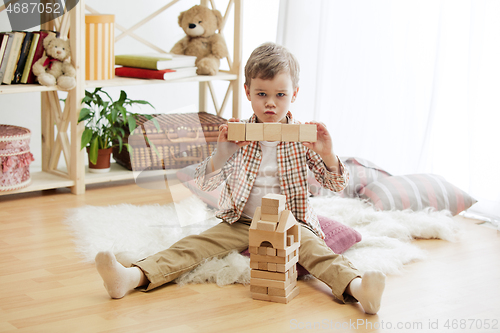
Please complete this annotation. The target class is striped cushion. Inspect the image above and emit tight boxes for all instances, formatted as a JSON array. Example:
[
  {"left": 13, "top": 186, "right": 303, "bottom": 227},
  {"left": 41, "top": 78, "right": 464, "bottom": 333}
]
[
  {"left": 360, "top": 174, "right": 477, "bottom": 215},
  {"left": 309, "top": 156, "right": 391, "bottom": 197}
]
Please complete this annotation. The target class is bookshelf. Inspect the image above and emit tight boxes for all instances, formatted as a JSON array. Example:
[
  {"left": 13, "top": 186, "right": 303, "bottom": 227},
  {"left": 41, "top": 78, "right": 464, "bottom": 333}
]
[{"left": 0, "top": 0, "right": 242, "bottom": 196}]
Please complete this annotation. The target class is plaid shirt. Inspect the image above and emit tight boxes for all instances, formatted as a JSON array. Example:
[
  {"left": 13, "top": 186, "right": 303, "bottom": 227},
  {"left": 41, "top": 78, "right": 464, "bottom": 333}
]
[{"left": 194, "top": 112, "right": 349, "bottom": 238}]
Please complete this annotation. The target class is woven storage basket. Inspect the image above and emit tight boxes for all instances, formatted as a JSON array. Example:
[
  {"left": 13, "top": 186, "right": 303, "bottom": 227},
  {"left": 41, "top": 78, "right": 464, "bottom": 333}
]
[
  {"left": 0, "top": 125, "right": 34, "bottom": 191},
  {"left": 113, "top": 112, "right": 226, "bottom": 171}
]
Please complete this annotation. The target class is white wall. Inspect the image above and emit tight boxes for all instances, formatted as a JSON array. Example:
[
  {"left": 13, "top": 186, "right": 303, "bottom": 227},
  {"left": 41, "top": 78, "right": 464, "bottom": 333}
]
[{"left": 0, "top": 0, "right": 280, "bottom": 168}]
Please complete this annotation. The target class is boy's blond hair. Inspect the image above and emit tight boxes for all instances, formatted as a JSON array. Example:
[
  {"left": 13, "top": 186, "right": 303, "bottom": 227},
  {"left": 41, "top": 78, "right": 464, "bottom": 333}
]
[{"left": 244, "top": 42, "right": 300, "bottom": 88}]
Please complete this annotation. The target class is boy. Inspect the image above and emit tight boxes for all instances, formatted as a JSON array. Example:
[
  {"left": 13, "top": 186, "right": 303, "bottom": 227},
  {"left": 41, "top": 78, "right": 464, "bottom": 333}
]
[{"left": 95, "top": 42, "right": 385, "bottom": 314}]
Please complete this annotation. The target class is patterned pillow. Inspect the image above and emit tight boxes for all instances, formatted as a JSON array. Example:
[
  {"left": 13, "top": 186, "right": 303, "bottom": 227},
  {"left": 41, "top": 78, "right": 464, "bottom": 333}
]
[
  {"left": 176, "top": 164, "right": 221, "bottom": 209},
  {"left": 309, "top": 156, "right": 391, "bottom": 197},
  {"left": 360, "top": 174, "right": 477, "bottom": 215}
]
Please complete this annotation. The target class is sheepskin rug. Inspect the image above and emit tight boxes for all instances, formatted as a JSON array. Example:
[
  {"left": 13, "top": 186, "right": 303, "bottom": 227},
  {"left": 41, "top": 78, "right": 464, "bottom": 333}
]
[{"left": 64, "top": 195, "right": 461, "bottom": 286}]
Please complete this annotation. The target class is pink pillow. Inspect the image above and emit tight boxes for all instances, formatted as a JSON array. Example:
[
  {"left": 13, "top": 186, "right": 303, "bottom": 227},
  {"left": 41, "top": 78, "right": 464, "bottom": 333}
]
[
  {"left": 242, "top": 215, "right": 361, "bottom": 276},
  {"left": 360, "top": 174, "right": 477, "bottom": 215},
  {"left": 309, "top": 156, "right": 391, "bottom": 197}
]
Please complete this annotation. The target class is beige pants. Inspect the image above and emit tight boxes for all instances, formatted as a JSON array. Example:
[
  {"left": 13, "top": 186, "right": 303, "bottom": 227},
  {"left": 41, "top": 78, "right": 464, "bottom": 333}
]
[{"left": 133, "top": 221, "right": 360, "bottom": 303}]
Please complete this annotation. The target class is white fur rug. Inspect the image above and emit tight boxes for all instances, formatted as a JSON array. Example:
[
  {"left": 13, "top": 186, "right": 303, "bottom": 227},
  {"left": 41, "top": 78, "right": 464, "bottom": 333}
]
[{"left": 64, "top": 195, "right": 461, "bottom": 286}]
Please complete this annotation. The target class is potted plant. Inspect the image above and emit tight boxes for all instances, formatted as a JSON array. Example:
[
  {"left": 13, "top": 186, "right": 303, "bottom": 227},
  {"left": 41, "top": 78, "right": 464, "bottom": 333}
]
[{"left": 78, "top": 88, "right": 155, "bottom": 173}]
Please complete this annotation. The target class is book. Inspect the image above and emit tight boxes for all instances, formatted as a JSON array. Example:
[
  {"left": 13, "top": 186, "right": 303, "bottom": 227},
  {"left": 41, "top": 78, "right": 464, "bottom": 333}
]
[
  {"left": 0, "top": 34, "right": 10, "bottom": 70},
  {"left": 20, "top": 32, "right": 40, "bottom": 83},
  {"left": 115, "top": 53, "right": 197, "bottom": 70},
  {"left": 27, "top": 31, "right": 55, "bottom": 84},
  {"left": 115, "top": 66, "right": 198, "bottom": 80},
  {"left": 2, "top": 32, "right": 25, "bottom": 84},
  {"left": 0, "top": 32, "right": 15, "bottom": 83},
  {"left": 13, "top": 31, "right": 34, "bottom": 84}
]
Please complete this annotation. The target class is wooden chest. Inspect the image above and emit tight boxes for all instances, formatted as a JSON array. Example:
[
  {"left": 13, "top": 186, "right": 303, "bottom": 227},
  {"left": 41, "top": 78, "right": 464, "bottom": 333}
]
[{"left": 113, "top": 112, "right": 226, "bottom": 171}]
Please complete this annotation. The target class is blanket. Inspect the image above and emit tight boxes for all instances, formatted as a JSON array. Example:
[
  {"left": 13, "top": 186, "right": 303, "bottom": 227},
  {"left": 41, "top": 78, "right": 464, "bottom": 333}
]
[{"left": 64, "top": 195, "right": 461, "bottom": 286}]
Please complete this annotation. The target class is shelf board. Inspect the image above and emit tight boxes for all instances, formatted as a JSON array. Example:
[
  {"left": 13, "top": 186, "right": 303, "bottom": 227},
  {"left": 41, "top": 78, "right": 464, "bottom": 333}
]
[
  {"left": 0, "top": 84, "right": 59, "bottom": 94},
  {"left": 85, "top": 72, "right": 238, "bottom": 89},
  {"left": 0, "top": 170, "right": 74, "bottom": 196}
]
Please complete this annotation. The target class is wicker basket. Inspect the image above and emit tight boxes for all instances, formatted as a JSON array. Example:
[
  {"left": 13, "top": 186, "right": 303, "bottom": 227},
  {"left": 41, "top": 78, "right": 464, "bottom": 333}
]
[
  {"left": 0, "top": 125, "right": 35, "bottom": 191},
  {"left": 113, "top": 112, "right": 225, "bottom": 171}
]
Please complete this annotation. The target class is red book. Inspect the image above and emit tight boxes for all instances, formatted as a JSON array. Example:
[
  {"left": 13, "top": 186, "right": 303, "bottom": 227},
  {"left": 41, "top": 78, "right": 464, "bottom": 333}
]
[
  {"left": 115, "top": 66, "right": 197, "bottom": 81},
  {"left": 26, "top": 31, "right": 51, "bottom": 84}
]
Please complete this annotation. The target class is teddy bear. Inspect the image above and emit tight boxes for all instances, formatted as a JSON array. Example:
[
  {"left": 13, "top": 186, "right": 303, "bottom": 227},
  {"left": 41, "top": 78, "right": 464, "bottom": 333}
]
[
  {"left": 170, "top": 5, "right": 229, "bottom": 75},
  {"left": 32, "top": 35, "right": 76, "bottom": 91}
]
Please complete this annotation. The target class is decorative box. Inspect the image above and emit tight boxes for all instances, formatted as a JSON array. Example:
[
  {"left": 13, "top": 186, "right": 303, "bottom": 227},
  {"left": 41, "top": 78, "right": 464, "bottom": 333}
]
[
  {"left": 113, "top": 112, "right": 226, "bottom": 171},
  {"left": 85, "top": 14, "right": 115, "bottom": 80},
  {"left": 0, "top": 125, "right": 35, "bottom": 191}
]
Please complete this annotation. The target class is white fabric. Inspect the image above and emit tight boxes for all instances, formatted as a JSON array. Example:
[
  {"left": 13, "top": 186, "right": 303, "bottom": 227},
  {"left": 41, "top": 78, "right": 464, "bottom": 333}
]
[
  {"left": 64, "top": 195, "right": 461, "bottom": 286},
  {"left": 277, "top": 0, "right": 500, "bottom": 223},
  {"left": 242, "top": 141, "right": 281, "bottom": 218}
]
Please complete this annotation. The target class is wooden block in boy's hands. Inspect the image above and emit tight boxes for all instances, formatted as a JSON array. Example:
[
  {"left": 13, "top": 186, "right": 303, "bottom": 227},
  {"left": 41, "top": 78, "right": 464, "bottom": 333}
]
[
  {"left": 263, "top": 123, "right": 282, "bottom": 141},
  {"left": 246, "top": 123, "right": 264, "bottom": 141},
  {"left": 282, "top": 124, "right": 300, "bottom": 142},
  {"left": 299, "top": 124, "right": 317, "bottom": 142},
  {"left": 227, "top": 122, "right": 246, "bottom": 141}
]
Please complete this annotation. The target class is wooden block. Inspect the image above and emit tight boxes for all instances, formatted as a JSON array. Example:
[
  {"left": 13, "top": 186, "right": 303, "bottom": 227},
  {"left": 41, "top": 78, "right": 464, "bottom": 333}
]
[
  {"left": 250, "top": 285, "right": 268, "bottom": 294},
  {"left": 250, "top": 261, "right": 259, "bottom": 269},
  {"left": 248, "top": 228, "right": 287, "bottom": 250},
  {"left": 262, "top": 193, "right": 286, "bottom": 208},
  {"left": 252, "top": 286, "right": 299, "bottom": 304},
  {"left": 276, "top": 241, "right": 300, "bottom": 257},
  {"left": 249, "top": 246, "right": 259, "bottom": 255},
  {"left": 266, "top": 247, "right": 276, "bottom": 256},
  {"left": 246, "top": 123, "right": 264, "bottom": 141},
  {"left": 276, "top": 255, "right": 298, "bottom": 273},
  {"left": 268, "top": 280, "right": 297, "bottom": 297},
  {"left": 256, "top": 220, "right": 277, "bottom": 231},
  {"left": 258, "top": 262, "right": 268, "bottom": 270},
  {"left": 270, "top": 286, "right": 300, "bottom": 304},
  {"left": 263, "top": 123, "right": 282, "bottom": 141},
  {"left": 282, "top": 124, "right": 300, "bottom": 142},
  {"left": 287, "top": 235, "right": 294, "bottom": 246},
  {"left": 258, "top": 247, "right": 268, "bottom": 256},
  {"left": 268, "top": 262, "right": 277, "bottom": 272},
  {"left": 227, "top": 122, "right": 246, "bottom": 141},
  {"left": 261, "top": 203, "right": 285, "bottom": 215},
  {"left": 276, "top": 210, "right": 297, "bottom": 233},
  {"left": 261, "top": 213, "right": 280, "bottom": 223},
  {"left": 251, "top": 270, "right": 297, "bottom": 289},
  {"left": 251, "top": 269, "right": 287, "bottom": 281},
  {"left": 250, "top": 254, "right": 287, "bottom": 264},
  {"left": 299, "top": 124, "right": 317, "bottom": 142}
]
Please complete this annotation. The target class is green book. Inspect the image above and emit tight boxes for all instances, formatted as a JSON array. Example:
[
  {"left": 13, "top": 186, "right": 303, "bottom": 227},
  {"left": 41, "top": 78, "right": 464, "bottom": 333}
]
[
  {"left": 21, "top": 32, "right": 40, "bottom": 83},
  {"left": 115, "top": 53, "right": 196, "bottom": 70}
]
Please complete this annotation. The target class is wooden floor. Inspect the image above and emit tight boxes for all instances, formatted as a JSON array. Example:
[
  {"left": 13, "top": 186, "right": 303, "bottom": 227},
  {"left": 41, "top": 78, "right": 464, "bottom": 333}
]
[{"left": 1, "top": 180, "right": 499, "bottom": 333}]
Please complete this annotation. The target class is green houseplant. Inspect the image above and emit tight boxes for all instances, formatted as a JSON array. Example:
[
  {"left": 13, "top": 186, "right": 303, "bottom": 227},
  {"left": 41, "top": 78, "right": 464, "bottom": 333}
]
[{"left": 78, "top": 88, "right": 155, "bottom": 171}]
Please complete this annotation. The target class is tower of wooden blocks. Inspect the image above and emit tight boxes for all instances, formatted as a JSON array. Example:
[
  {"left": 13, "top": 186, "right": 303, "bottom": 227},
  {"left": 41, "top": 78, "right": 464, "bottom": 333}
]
[
  {"left": 249, "top": 193, "right": 301, "bottom": 303},
  {"left": 227, "top": 122, "right": 317, "bottom": 142}
]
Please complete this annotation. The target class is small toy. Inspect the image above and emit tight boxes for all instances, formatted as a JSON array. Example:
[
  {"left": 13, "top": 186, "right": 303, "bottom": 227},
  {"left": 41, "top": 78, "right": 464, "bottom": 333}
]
[
  {"left": 32, "top": 35, "right": 76, "bottom": 91},
  {"left": 227, "top": 122, "right": 317, "bottom": 142},
  {"left": 170, "top": 5, "right": 229, "bottom": 75},
  {"left": 249, "top": 194, "right": 301, "bottom": 304}
]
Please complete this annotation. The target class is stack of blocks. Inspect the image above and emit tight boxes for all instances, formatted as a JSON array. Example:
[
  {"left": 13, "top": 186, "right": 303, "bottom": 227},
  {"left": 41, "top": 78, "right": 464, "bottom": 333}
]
[
  {"left": 249, "top": 193, "right": 301, "bottom": 304},
  {"left": 227, "top": 122, "right": 317, "bottom": 142}
]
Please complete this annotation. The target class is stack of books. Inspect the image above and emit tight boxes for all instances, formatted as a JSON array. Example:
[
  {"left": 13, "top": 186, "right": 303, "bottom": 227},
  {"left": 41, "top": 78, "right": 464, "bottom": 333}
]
[
  {"left": 114, "top": 53, "right": 198, "bottom": 81},
  {"left": 0, "top": 30, "right": 58, "bottom": 85}
]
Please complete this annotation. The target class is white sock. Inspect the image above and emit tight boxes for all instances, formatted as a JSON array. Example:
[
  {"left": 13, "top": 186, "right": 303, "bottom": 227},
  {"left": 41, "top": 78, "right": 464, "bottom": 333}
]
[
  {"left": 95, "top": 251, "right": 144, "bottom": 299},
  {"left": 349, "top": 271, "right": 386, "bottom": 314}
]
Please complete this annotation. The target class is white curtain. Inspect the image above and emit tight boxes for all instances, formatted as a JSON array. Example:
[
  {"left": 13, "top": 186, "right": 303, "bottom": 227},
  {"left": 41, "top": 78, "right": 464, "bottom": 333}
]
[{"left": 277, "top": 0, "right": 500, "bottom": 222}]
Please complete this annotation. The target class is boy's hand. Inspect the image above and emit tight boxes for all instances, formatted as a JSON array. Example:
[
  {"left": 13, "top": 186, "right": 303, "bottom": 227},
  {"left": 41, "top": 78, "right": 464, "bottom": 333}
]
[
  {"left": 215, "top": 118, "right": 251, "bottom": 162},
  {"left": 302, "top": 121, "right": 340, "bottom": 173}
]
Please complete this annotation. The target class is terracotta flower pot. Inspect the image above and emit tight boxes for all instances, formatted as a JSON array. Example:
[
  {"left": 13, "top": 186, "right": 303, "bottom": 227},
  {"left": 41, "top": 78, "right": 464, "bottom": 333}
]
[{"left": 86, "top": 147, "right": 112, "bottom": 173}]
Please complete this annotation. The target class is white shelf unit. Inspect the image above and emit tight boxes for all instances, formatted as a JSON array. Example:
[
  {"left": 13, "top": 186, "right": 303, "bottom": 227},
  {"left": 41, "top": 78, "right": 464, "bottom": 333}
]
[{"left": 0, "top": 0, "right": 242, "bottom": 196}]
